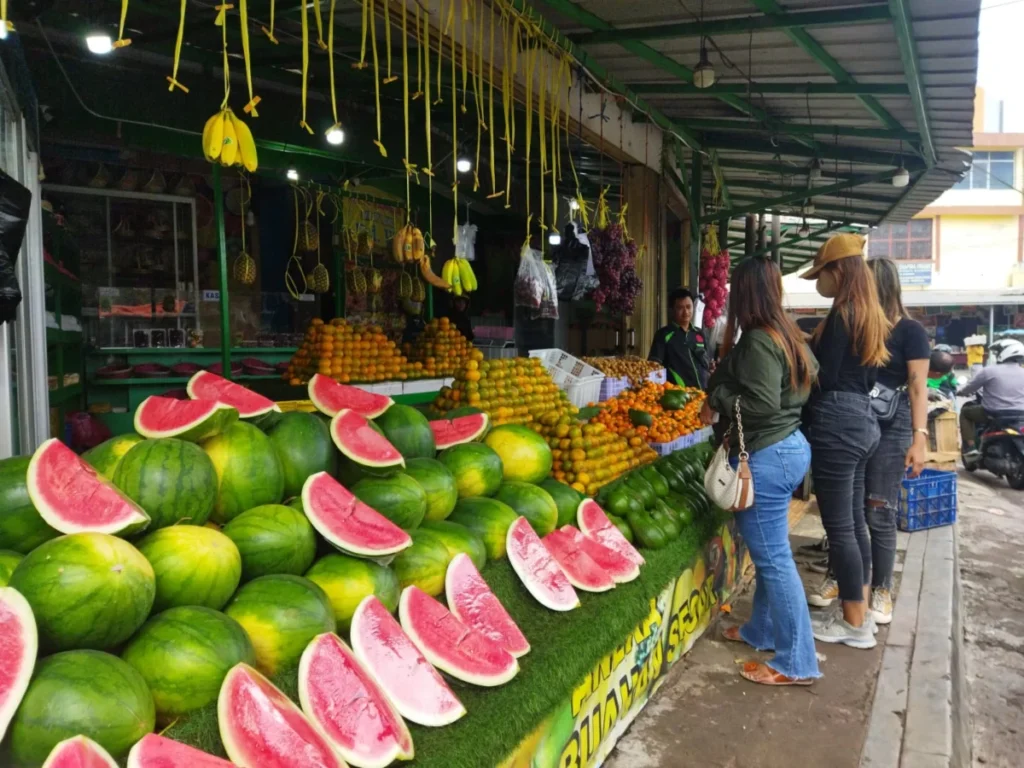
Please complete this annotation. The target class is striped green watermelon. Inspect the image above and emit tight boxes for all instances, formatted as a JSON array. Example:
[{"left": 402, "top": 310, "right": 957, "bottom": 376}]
[
  {"left": 447, "top": 497, "right": 519, "bottom": 560},
  {"left": 390, "top": 529, "right": 451, "bottom": 597},
  {"left": 0, "top": 549, "right": 23, "bottom": 586},
  {"left": 438, "top": 443, "right": 504, "bottom": 498},
  {"left": 404, "top": 457, "right": 459, "bottom": 522},
  {"left": 222, "top": 504, "right": 317, "bottom": 582},
  {"left": 121, "top": 606, "right": 255, "bottom": 720},
  {"left": 0, "top": 456, "right": 58, "bottom": 554},
  {"left": 493, "top": 481, "right": 559, "bottom": 536},
  {"left": 419, "top": 520, "right": 487, "bottom": 570},
  {"left": 201, "top": 421, "right": 285, "bottom": 523},
  {"left": 304, "top": 553, "right": 399, "bottom": 631},
  {"left": 81, "top": 434, "right": 145, "bottom": 480},
  {"left": 267, "top": 412, "right": 337, "bottom": 499},
  {"left": 9, "top": 533, "right": 155, "bottom": 652},
  {"left": 113, "top": 438, "right": 219, "bottom": 529},
  {"left": 374, "top": 404, "right": 436, "bottom": 459},
  {"left": 134, "top": 396, "right": 239, "bottom": 442},
  {"left": 135, "top": 525, "right": 242, "bottom": 611},
  {"left": 352, "top": 473, "right": 427, "bottom": 530},
  {"left": 8, "top": 650, "right": 155, "bottom": 765},
  {"left": 540, "top": 478, "right": 584, "bottom": 528},
  {"left": 223, "top": 574, "right": 335, "bottom": 676}
]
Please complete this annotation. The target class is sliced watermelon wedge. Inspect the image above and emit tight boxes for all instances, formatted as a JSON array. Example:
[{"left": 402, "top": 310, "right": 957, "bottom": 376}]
[
  {"left": 0, "top": 587, "right": 36, "bottom": 743},
  {"left": 330, "top": 409, "right": 405, "bottom": 469},
  {"left": 187, "top": 371, "right": 280, "bottom": 419},
  {"left": 542, "top": 529, "right": 615, "bottom": 592},
  {"left": 308, "top": 373, "right": 394, "bottom": 419},
  {"left": 301, "top": 472, "right": 412, "bottom": 558},
  {"left": 127, "top": 734, "right": 235, "bottom": 768},
  {"left": 561, "top": 524, "right": 639, "bottom": 583},
  {"left": 27, "top": 439, "right": 151, "bottom": 536},
  {"left": 429, "top": 413, "right": 490, "bottom": 450},
  {"left": 134, "top": 396, "right": 239, "bottom": 442},
  {"left": 506, "top": 516, "right": 578, "bottom": 612},
  {"left": 350, "top": 596, "right": 465, "bottom": 728},
  {"left": 299, "top": 633, "right": 414, "bottom": 768},
  {"left": 41, "top": 736, "right": 118, "bottom": 768},
  {"left": 399, "top": 586, "right": 518, "bottom": 687},
  {"left": 577, "top": 499, "right": 645, "bottom": 567},
  {"left": 218, "top": 663, "right": 344, "bottom": 768},
  {"left": 445, "top": 553, "right": 529, "bottom": 658}
]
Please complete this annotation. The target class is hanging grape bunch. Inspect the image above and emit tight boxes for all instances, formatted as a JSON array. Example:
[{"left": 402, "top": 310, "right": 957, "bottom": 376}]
[{"left": 589, "top": 220, "right": 643, "bottom": 315}]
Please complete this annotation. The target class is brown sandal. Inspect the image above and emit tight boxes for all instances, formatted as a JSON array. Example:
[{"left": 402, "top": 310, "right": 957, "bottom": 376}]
[
  {"left": 739, "top": 661, "right": 814, "bottom": 687},
  {"left": 722, "top": 626, "right": 745, "bottom": 643}
]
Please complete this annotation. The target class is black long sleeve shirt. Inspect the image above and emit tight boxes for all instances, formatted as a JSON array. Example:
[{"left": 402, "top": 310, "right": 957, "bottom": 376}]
[{"left": 649, "top": 323, "right": 709, "bottom": 389}]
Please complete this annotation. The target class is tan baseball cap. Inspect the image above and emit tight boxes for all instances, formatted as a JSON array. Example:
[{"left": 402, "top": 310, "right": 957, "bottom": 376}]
[{"left": 801, "top": 233, "right": 866, "bottom": 279}]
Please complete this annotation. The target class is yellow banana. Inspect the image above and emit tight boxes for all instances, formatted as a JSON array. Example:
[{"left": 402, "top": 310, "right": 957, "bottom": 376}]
[
  {"left": 203, "top": 111, "right": 225, "bottom": 162},
  {"left": 231, "top": 112, "right": 259, "bottom": 172},
  {"left": 457, "top": 258, "right": 477, "bottom": 292},
  {"left": 441, "top": 258, "right": 453, "bottom": 284},
  {"left": 220, "top": 110, "right": 239, "bottom": 167},
  {"left": 419, "top": 256, "right": 452, "bottom": 291}
]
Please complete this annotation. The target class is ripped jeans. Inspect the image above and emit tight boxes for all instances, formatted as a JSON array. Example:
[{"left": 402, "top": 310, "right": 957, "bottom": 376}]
[{"left": 864, "top": 396, "right": 911, "bottom": 590}]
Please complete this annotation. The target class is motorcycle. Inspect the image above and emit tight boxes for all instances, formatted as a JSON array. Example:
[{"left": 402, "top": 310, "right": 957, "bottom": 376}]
[{"left": 961, "top": 397, "right": 1024, "bottom": 489}]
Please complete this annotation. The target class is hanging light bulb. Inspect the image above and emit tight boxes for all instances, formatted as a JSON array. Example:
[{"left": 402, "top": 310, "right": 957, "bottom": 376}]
[
  {"left": 0, "top": 24, "right": 8, "bottom": 41},
  {"left": 548, "top": 232, "right": 562, "bottom": 246},
  {"left": 693, "top": 38, "right": 715, "bottom": 89},
  {"left": 802, "top": 200, "right": 816, "bottom": 215},
  {"left": 85, "top": 29, "right": 114, "bottom": 55},
  {"left": 456, "top": 157, "right": 472, "bottom": 174},
  {"left": 798, "top": 218, "right": 810, "bottom": 237},
  {"left": 569, "top": 198, "right": 580, "bottom": 211},
  {"left": 286, "top": 168, "right": 299, "bottom": 181},
  {"left": 892, "top": 164, "right": 910, "bottom": 188},
  {"left": 325, "top": 124, "right": 345, "bottom": 145},
  {"left": 808, "top": 158, "right": 823, "bottom": 183}
]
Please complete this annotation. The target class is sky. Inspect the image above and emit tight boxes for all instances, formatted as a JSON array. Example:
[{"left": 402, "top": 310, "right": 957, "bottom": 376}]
[{"left": 976, "top": 0, "right": 1024, "bottom": 131}]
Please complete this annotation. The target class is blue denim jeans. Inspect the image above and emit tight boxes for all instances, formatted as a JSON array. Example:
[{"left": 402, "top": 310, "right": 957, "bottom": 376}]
[
  {"left": 733, "top": 430, "right": 820, "bottom": 680},
  {"left": 865, "top": 396, "right": 911, "bottom": 590}
]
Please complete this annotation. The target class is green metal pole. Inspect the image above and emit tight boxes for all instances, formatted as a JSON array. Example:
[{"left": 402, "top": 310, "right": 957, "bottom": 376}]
[
  {"left": 426, "top": 285, "right": 434, "bottom": 322},
  {"left": 212, "top": 165, "right": 232, "bottom": 379},
  {"left": 334, "top": 208, "right": 344, "bottom": 318},
  {"left": 689, "top": 152, "right": 703, "bottom": 290}
]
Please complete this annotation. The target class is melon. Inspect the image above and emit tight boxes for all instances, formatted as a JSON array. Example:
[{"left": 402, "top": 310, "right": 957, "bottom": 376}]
[
  {"left": 373, "top": 404, "right": 436, "bottom": 459},
  {"left": 217, "top": 663, "right": 344, "bottom": 768},
  {"left": 349, "top": 596, "right": 465, "bottom": 728},
  {"left": 187, "top": 371, "right": 280, "bottom": 419},
  {"left": 27, "top": 439, "right": 151, "bottom": 536},
  {"left": 352, "top": 472, "right": 427, "bottom": 530},
  {"left": 308, "top": 373, "right": 393, "bottom": 418},
  {"left": 305, "top": 552, "right": 399, "bottom": 632},
  {"left": 438, "top": 442, "right": 504, "bottom": 498},
  {"left": 201, "top": 421, "right": 285, "bottom": 523},
  {"left": 331, "top": 409, "right": 405, "bottom": 469},
  {"left": 0, "top": 456, "right": 58, "bottom": 554},
  {"left": 577, "top": 499, "right": 645, "bottom": 567},
  {"left": 561, "top": 524, "right": 640, "bottom": 583},
  {"left": 483, "top": 424, "right": 553, "bottom": 483},
  {"left": 222, "top": 504, "right": 317, "bottom": 582},
  {"left": 506, "top": 517, "right": 578, "bottom": 611},
  {"left": 420, "top": 519, "right": 487, "bottom": 570},
  {"left": 0, "top": 550, "right": 22, "bottom": 586},
  {"left": 113, "top": 438, "right": 219, "bottom": 529},
  {"left": 445, "top": 553, "right": 529, "bottom": 657},
  {"left": 298, "top": 633, "right": 414, "bottom": 768},
  {"left": 404, "top": 457, "right": 458, "bottom": 522},
  {"left": 429, "top": 412, "right": 489, "bottom": 449},
  {"left": 135, "top": 525, "right": 242, "bottom": 612},
  {"left": 542, "top": 528, "right": 615, "bottom": 592},
  {"left": 0, "top": 587, "right": 36, "bottom": 742},
  {"left": 301, "top": 472, "right": 412, "bottom": 558},
  {"left": 399, "top": 586, "right": 518, "bottom": 686},
  {"left": 127, "top": 734, "right": 235, "bottom": 768},
  {"left": 134, "top": 396, "right": 239, "bottom": 442},
  {"left": 390, "top": 529, "right": 451, "bottom": 597},
  {"left": 80, "top": 434, "right": 145, "bottom": 481},
  {"left": 267, "top": 411, "right": 337, "bottom": 498},
  {"left": 40, "top": 735, "right": 118, "bottom": 768},
  {"left": 10, "top": 533, "right": 155, "bottom": 651}
]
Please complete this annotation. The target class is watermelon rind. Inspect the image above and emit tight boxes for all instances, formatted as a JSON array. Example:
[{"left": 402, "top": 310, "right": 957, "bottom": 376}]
[
  {"left": 305, "top": 553, "right": 400, "bottom": 632},
  {"left": 373, "top": 404, "right": 437, "bottom": 460},
  {"left": 330, "top": 410, "right": 406, "bottom": 469},
  {"left": 542, "top": 529, "right": 615, "bottom": 593},
  {"left": 390, "top": 529, "right": 451, "bottom": 597},
  {"left": 0, "top": 586, "right": 37, "bottom": 743},
  {"left": 134, "top": 396, "right": 239, "bottom": 442},
  {"left": 352, "top": 472, "right": 427, "bottom": 530},
  {"left": 0, "top": 456, "right": 60, "bottom": 553},
  {"left": 404, "top": 457, "right": 459, "bottom": 523},
  {"left": 222, "top": 504, "right": 318, "bottom": 582},
  {"left": 80, "top": 434, "right": 145, "bottom": 481},
  {"left": 298, "top": 633, "right": 414, "bottom": 768},
  {"left": 186, "top": 371, "right": 281, "bottom": 419},
  {"left": 41, "top": 735, "right": 118, "bottom": 768},
  {"left": 506, "top": 517, "right": 579, "bottom": 612},
  {"left": 308, "top": 373, "right": 393, "bottom": 418},
  {"left": 267, "top": 411, "right": 337, "bottom": 499},
  {"left": 301, "top": 472, "right": 412, "bottom": 558},
  {"left": 577, "top": 499, "right": 645, "bottom": 567},
  {"left": 127, "top": 733, "right": 236, "bottom": 768},
  {"left": 201, "top": 421, "right": 286, "bottom": 524},
  {"left": 445, "top": 553, "right": 530, "bottom": 658},
  {"left": 27, "top": 439, "right": 151, "bottom": 536},
  {"left": 0, "top": 550, "right": 23, "bottom": 586},
  {"left": 136, "top": 525, "right": 242, "bottom": 612},
  {"left": 420, "top": 520, "right": 487, "bottom": 570},
  {"left": 398, "top": 586, "right": 519, "bottom": 687},
  {"left": 429, "top": 413, "right": 490, "bottom": 450}
]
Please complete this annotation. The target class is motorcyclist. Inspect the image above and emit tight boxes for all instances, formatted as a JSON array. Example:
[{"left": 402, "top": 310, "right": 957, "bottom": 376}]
[{"left": 958, "top": 339, "right": 1024, "bottom": 461}]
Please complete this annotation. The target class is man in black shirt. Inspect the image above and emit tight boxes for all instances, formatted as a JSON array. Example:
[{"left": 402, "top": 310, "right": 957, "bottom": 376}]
[{"left": 649, "top": 288, "right": 709, "bottom": 389}]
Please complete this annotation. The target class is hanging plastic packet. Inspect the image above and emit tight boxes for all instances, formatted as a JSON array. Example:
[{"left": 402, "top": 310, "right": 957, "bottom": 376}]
[
  {"left": 514, "top": 243, "right": 545, "bottom": 310},
  {"left": 455, "top": 222, "right": 477, "bottom": 261},
  {"left": 536, "top": 258, "right": 559, "bottom": 320}
]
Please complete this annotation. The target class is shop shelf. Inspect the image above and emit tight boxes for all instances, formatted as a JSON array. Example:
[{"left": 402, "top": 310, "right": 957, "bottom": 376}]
[
  {"left": 91, "top": 347, "right": 298, "bottom": 356},
  {"left": 48, "top": 382, "right": 83, "bottom": 406},
  {"left": 46, "top": 328, "right": 83, "bottom": 345},
  {"left": 91, "top": 374, "right": 284, "bottom": 387}
]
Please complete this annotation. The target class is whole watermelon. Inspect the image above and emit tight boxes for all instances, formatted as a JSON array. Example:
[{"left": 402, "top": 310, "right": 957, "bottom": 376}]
[
  {"left": 305, "top": 553, "right": 400, "bottom": 631},
  {"left": 390, "top": 529, "right": 451, "bottom": 597},
  {"left": 0, "top": 455, "right": 58, "bottom": 553},
  {"left": 373, "top": 404, "right": 436, "bottom": 459},
  {"left": 136, "top": 525, "right": 242, "bottom": 611},
  {"left": 82, "top": 433, "right": 145, "bottom": 479},
  {"left": 484, "top": 424, "right": 553, "bottom": 483},
  {"left": 404, "top": 457, "right": 458, "bottom": 522},
  {"left": 268, "top": 411, "right": 337, "bottom": 499},
  {"left": 223, "top": 574, "right": 335, "bottom": 676},
  {"left": 352, "top": 472, "right": 427, "bottom": 530},
  {"left": 0, "top": 549, "right": 22, "bottom": 585},
  {"left": 336, "top": 456, "right": 397, "bottom": 487},
  {"left": 447, "top": 497, "right": 519, "bottom": 560},
  {"left": 222, "top": 504, "right": 317, "bottom": 582},
  {"left": 8, "top": 650, "right": 155, "bottom": 765},
  {"left": 438, "top": 442, "right": 504, "bottom": 498},
  {"left": 121, "top": 606, "right": 255, "bottom": 720},
  {"left": 10, "top": 532, "right": 155, "bottom": 651},
  {"left": 113, "top": 438, "right": 219, "bottom": 529},
  {"left": 493, "top": 481, "right": 559, "bottom": 536},
  {"left": 540, "top": 478, "right": 584, "bottom": 528},
  {"left": 420, "top": 520, "right": 487, "bottom": 570},
  {"left": 201, "top": 421, "right": 285, "bottom": 523}
]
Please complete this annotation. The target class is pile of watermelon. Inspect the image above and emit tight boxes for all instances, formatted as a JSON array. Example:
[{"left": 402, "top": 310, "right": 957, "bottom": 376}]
[{"left": 0, "top": 371, "right": 665, "bottom": 767}]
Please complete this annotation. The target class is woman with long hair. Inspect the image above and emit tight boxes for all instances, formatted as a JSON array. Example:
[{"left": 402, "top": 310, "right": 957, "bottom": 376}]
[
  {"left": 701, "top": 257, "right": 820, "bottom": 685},
  {"left": 802, "top": 234, "right": 890, "bottom": 649}
]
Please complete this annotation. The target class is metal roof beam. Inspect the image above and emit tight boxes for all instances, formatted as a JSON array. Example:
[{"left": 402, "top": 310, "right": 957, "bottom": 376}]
[
  {"left": 672, "top": 118, "right": 919, "bottom": 142},
  {"left": 725, "top": 198, "right": 889, "bottom": 220},
  {"left": 704, "top": 133, "right": 925, "bottom": 170},
  {"left": 630, "top": 82, "right": 909, "bottom": 96},
  {"left": 717, "top": 158, "right": 857, "bottom": 178},
  {"left": 569, "top": 6, "right": 891, "bottom": 45},
  {"left": 739, "top": 221, "right": 851, "bottom": 262},
  {"left": 725, "top": 179, "right": 898, "bottom": 205},
  {"left": 713, "top": 170, "right": 897, "bottom": 218},
  {"left": 889, "top": 0, "right": 936, "bottom": 166}
]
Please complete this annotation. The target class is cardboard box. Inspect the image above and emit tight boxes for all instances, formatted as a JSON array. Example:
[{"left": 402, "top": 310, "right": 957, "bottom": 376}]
[{"left": 929, "top": 411, "right": 959, "bottom": 453}]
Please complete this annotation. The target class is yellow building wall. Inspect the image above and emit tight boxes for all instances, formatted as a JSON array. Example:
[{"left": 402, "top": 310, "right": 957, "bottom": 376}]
[{"left": 927, "top": 214, "right": 1020, "bottom": 291}]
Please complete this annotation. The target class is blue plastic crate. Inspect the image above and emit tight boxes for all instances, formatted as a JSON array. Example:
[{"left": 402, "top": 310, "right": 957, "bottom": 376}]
[{"left": 898, "top": 469, "right": 957, "bottom": 532}]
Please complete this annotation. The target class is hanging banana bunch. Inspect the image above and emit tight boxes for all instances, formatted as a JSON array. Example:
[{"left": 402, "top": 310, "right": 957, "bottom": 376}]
[
  {"left": 441, "top": 256, "right": 477, "bottom": 296},
  {"left": 233, "top": 173, "right": 257, "bottom": 285},
  {"left": 201, "top": 4, "right": 258, "bottom": 172}
]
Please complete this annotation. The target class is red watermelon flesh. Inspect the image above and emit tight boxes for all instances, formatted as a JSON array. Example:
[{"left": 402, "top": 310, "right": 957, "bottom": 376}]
[
  {"left": 542, "top": 529, "right": 615, "bottom": 593},
  {"left": 349, "top": 596, "right": 465, "bottom": 728},
  {"left": 561, "top": 524, "right": 639, "bottom": 583},
  {"left": 506, "top": 517, "right": 578, "bottom": 612},
  {"left": 577, "top": 499, "right": 645, "bottom": 567},
  {"left": 301, "top": 472, "right": 411, "bottom": 557},
  {"left": 0, "top": 587, "right": 36, "bottom": 742},
  {"left": 217, "top": 663, "right": 344, "bottom": 768},
  {"left": 27, "top": 439, "right": 151, "bottom": 536},
  {"left": 399, "top": 586, "right": 518, "bottom": 687},
  {"left": 429, "top": 414, "right": 489, "bottom": 450},
  {"left": 330, "top": 410, "right": 405, "bottom": 469},
  {"left": 186, "top": 371, "right": 280, "bottom": 419},
  {"left": 127, "top": 734, "right": 234, "bottom": 768},
  {"left": 308, "top": 374, "right": 393, "bottom": 419},
  {"left": 134, "top": 396, "right": 239, "bottom": 442},
  {"left": 298, "top": 633, "right": 414, "bottom": 768},
  {"left": 41, "top": 736, "right": 118, "bottom": 768},
  {"left": 445, "top": 553, "right": 529, "bottom": 658}
]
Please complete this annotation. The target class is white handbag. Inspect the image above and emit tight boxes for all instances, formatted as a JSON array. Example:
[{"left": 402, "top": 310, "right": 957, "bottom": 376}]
[{"left": 704, "top": 397, "right": 755, "bottom": 512}]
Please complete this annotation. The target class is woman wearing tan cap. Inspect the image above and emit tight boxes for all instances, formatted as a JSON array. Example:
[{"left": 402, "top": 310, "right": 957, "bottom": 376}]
[{"left": 801, "top": 233, "right": 891, "bottom": 649}]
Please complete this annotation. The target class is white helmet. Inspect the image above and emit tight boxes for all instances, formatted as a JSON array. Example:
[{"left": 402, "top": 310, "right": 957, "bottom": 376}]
[{"left": 991, "top": 339, "right": 1024, "bottom": 364}]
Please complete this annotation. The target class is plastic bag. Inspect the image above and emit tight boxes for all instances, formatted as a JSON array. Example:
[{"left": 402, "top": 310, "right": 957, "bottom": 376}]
[
  {"left": 553, "top": 223, "right": 599, "bottom": 301},
  {"left": 0, "top": 170, "right": 31, "bottom": 324},
  {"left": 536, "top": 258, "right": 559, "bottom": 320},
  {"left": 514, "top": 244, "right": 546, "bottom": 310},
  {"left": 454, "top": 223, "right": 477, "bottom": 261}
]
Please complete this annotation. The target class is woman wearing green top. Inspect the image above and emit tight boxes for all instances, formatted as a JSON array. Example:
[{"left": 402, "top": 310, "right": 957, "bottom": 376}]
[{"left": 701, "top": 258, "right": 821, "bottom": 686}]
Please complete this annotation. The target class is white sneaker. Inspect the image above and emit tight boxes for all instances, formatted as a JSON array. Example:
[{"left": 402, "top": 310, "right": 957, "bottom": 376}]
[
  {"left": 871, "top": 588, "right": 893, "bottom": 625},
  {"left": 812, "top": 611, "right": 877, "bottom": 649},
  {"left": 808, "top": 576, "right": 839, "bottom": 608}
]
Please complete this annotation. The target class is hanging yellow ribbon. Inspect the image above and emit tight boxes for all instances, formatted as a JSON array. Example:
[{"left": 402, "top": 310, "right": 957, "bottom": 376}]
[
  {"left": 370, "top": 0, "right": 387, "bottom": 155},
  {"left": 352, "top": 0, "right": 368, "bottom": 69},
  {"left": 218, "top": 4, "right": 231, "bottom": 110},
  {"left": 459, "top": 0, "right": 468, "bottom": 114},
  {"left": 383, "top": 0, "right": 397, "bottom": 84},
  {"left": 213, "top": 2, "right": 232, "bottom": 28},
  {"left": 451, "top": 16, "right": 458, "bottom": 243},
  {"left": 401, "top": 0, "right": 413, "bottom": 215},
  {"left": 550, "top": 56, "right": 559, "bottom": 234},
  {"left": 538, "top": 50, "right": 547, "bottom": 232},
  {"left": 617, "top": 202, "right": 629, "bottom": 240},
  {"left": 524, "top": 42, "right": 537, "bottom": 231},
  {"left": 435, "top": 0, "right": 447, "bottom": 105},
  {"left": 166, "top": 0, "right": 189, "bottom": 92},
  {"left": 499, "top": 10, "right": 512, "bottom": 205},
  {"left": 0, "top": 1, "right": 13, "bottom": 35},
  {"left": 312, "top": 0, "right": 327, "bottom": 50},
  {"left": 596, "top": 187, "right": 610, "bottom": 230},
  {"left": 286, "top": 186, "right": 308, "bottom": 300},
  {"left": 326, "top": 0, "right": 342, "bottom": 139},
  {"left": 470, "top": 0, "right": 483, "bottom": 191},
  {"left": 423, "top": 0, "right": 435, "bottom": 247},
  {"left": 412, "top": 3, "right": 423, "bottom": 100},
  {"left": 487, "top": 6, "right": 498, "bottom": 196},
  {"left": 114, "top": 0, "right": 132, "bottom": 48},
  {"left": 238, "top": 0, "right": 260, "bottom": 115},
  {"left": 298, "top": 0, "right": 313, "bottom": 134},
  {"left": 261, "top": 0, "right": 278, "bottom": 43}
]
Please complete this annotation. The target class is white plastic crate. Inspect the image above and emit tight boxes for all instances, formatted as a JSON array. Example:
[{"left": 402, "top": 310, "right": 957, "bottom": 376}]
[
  {"left": 402, "top": 378, "right": 444, "bottom": 395},
  {"left": 369, "top": 382, "right": 403, "bottom": 396},
  {"left": 648, "top": 368, "right": 667, "bottom": 385},
  {"left": 649, "top": 427, "right": 713, "bottom": 456},
  {"left": 529, "top": 348, "right": 605, "bottom": 408},
  {"left": 599, "top": 376, "right": 630, "bottom": 401}
]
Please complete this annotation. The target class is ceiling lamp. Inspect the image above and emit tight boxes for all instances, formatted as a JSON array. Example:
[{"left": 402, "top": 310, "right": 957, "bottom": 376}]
[
  {"left": 456, "top": 157, "right": 472, "bottom": 173},
  {"left": 892, "top": 164, "right": 910, "bottom": 188},
  {"left": 286, "top": 168, "right": 299, "bottom": 181},
  {"left": 798, "top": 218, "right": 810, "bottom": 237},
  {"left": 569, "top": 198, "right": 580, "bottom": 211},
  {"left": 808, "top": 158, "right": 822, "bottom": 183},
  {"left": 548, "top": 232, "right": 562, "bottom": 246},
  {"left": 802, "top": 200, "right": 815, "bottom": 215},
  {"left": 693, "top": 38, "right": 715, "bottom": 89},
  {"left": 85, "top": 30, "right": 113, "bottom": 55},
  {"left": 325, "top": 124, "right": 345, "bottom": 146}
]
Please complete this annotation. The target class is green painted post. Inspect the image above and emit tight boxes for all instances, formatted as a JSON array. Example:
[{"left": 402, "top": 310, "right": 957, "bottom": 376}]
[
  {"left": 689, "top": 152, "right": 703, "bottom": 290},
  {"left": 426, "top": 284, "right": 434, "bottom": 321},
  {"left": 212, "top": 165, "right": 232, "bottom": 379},
  {"left": 334, "top": 207, "right": 344, "bottom": 318}
]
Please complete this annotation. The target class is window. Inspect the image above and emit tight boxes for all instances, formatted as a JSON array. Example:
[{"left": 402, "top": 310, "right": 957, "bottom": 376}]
[
  {"left": 867, "top": 220, "right": 933, "bottom": 261},
  {"left": 953, "top": 151, "right": 1016, "bottom": 190}
]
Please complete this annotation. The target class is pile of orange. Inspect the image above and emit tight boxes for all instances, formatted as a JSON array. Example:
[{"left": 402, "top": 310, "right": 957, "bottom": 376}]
[
  {"left": 401, "top": 317, "right": 473, "bottom": 378},
  {"left": 284, "top": 317, "right": 416, "bottom": 385},
  {"left": 591, "top": 381, "right": 706, "bottom": 445}
]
